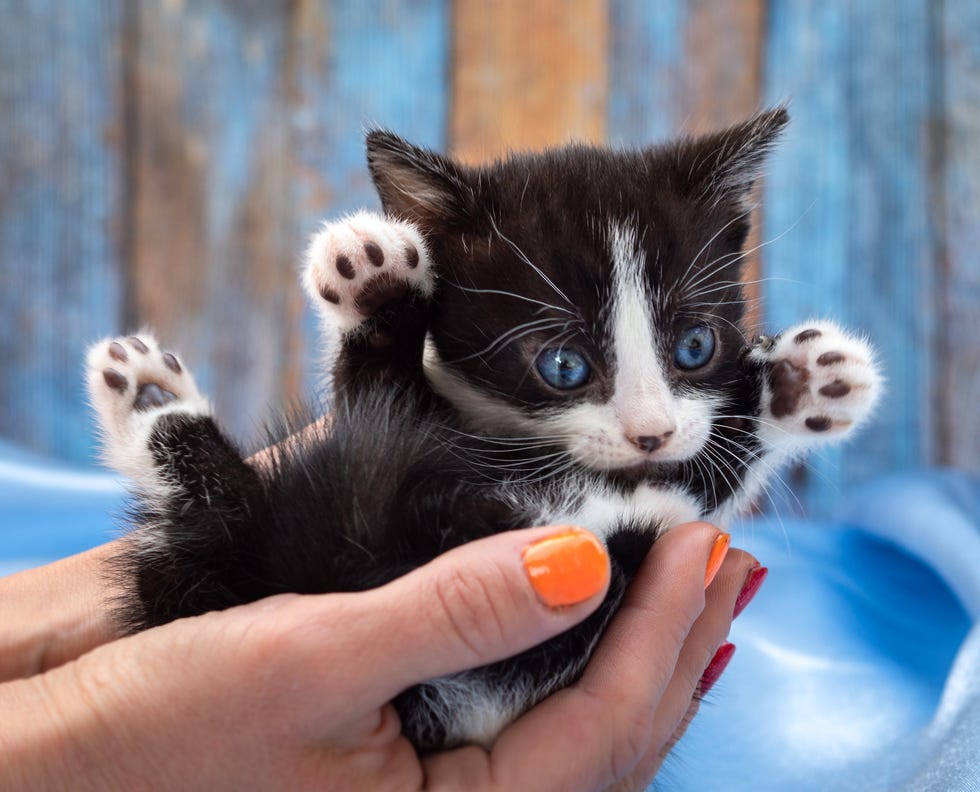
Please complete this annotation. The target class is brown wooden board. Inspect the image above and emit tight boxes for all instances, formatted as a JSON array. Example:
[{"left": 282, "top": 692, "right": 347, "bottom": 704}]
[{"left": 450, "top": 0, "right": 608, "bottom": 162}]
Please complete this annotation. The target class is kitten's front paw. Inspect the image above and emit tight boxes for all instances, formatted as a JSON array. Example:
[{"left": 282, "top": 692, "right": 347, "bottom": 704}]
[
  {"left": 87, "top": 334, "right": 209, "bottom": 476},
  {"left": 751, "top": 321, "right": 882, "bottom": 443},
  {"left": 303, "top": 210, "right": 435, "bottom": 334}
]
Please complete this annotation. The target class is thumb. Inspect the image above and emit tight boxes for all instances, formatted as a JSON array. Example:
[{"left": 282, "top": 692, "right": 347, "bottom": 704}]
[{"left": 356, "top": 526, "right": 610, "bottom": 701}]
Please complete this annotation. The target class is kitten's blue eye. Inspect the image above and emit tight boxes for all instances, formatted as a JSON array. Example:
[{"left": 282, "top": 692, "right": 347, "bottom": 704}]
[
  {"left": 536, "top": 348, "right": 591, "bottom": 390},
  {"left": 673, "top": 325, "right": 716, "bottom": 370}
]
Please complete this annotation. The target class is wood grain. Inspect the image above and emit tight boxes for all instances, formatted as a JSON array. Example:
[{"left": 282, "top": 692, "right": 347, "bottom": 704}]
[
  {"left": 0, "top": 1, "right": 125, "bottom": 462},
  {"left": 128, "top": 0, "right": 300, "bottom": 444},
  {"left": 450, "top": 0, "right": 607, "bottom": 162},
  {"left": 607, "top": 1, "right": 768, "bottom": 331},
  {"left": 763, "top": 1, "right": 936, "bottom": 513},
  {"left": 290, "top": 0, "right": 449, "bottom": 396},
  {"left": 938, "top": 0, "right": 980, "bottom": 472}
]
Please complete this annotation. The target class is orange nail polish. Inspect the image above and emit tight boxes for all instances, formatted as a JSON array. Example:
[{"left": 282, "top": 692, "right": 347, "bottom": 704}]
[
  {"left": 522, "top": 529, "right": 609, "bottom": 608},
  {"left": 704, "top": 532, "right": 731, "bottom": 588}
]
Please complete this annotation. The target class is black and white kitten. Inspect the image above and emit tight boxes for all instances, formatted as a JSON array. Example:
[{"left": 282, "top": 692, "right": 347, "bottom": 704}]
[{"left": 87, "top": 108, "right": 881, "bottom": 752}]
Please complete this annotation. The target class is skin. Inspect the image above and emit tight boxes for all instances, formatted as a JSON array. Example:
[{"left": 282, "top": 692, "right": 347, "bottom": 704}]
[{"left": 0, "top": 523, "right": 757, "bottom": 791}]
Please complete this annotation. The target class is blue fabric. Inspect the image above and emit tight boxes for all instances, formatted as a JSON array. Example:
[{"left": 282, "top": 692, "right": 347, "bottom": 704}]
[
  {"left": 1, "top": 447, "right": 977, "bottom": 789},
  {"left": 663, "top": 470, "right": 979, "bottom": 792}
]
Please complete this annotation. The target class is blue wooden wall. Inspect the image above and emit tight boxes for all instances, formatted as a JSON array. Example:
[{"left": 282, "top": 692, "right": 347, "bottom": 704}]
[{"left": 1, "top": 0, "right": 977, "bottom": 516}]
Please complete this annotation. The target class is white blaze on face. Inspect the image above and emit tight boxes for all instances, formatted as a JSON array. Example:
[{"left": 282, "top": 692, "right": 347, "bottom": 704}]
[
  {"left": 607, "top": 223, "right": 677, "bottom": 441},
  {"left": 542, "top": 222, "right": 717, "bottom": 469}
]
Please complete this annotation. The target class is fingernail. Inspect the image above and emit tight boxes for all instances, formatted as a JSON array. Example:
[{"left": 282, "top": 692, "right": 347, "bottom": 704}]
[
  {"left": 733, "top": 565, "right": 768, "bottom": 619},
  {"left": 522, "top": 528, "right": 609, "bottom": 608},
  {"left": 704, "top": 532, "right": 731, "bottom": 588},
  {"left": 699, "top": 641, "right": 736, "bottom": 696}
]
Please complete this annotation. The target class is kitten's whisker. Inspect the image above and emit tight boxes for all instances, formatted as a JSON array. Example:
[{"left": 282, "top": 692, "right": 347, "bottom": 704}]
[
  {"left": 487, "top": 215, "right": 576, "bottom": 309},
  {"left": 683, "top": 207, "right": 813, "bottom": 298},
  {"left": 469, "top": 451, "right": 571, "bottom": 471},
  {"left": 708, "top": 432, "right": 804, "bottom": 518},
  {"left": 677, "top": 310, "right": 746, "bottom": 339},
  {"left": 444, "top": 280, "right": 578, "bottom": 317},
  {"left": 675, "top": 206, "right": 754, "bottom": 296},
  {"left": 704, "top": 439, "right": 791, "bottom": 539},
  {"left": 685, "top": 276, "right": 805, "bottom": 302},
  {"left": 444, "top": 318, "right": 572, "bottom": 365}
]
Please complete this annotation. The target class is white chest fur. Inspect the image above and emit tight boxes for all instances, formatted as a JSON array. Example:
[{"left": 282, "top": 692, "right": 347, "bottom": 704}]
[{"left": 524, "top": 478, "right": 703, "bottom": 543}]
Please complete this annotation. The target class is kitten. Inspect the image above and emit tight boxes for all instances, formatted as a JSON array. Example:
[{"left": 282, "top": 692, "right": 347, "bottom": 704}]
[{"left": 87, "top": 107, "right": 881, "bottom": 752}]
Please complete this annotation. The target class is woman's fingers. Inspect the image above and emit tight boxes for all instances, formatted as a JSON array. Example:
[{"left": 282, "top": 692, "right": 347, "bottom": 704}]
[
  {"left": 466, "top": 522, "right": 731, "bottom": 792},
  {"left": 619, "top": 547, "right": 758, "bottom": 787},
  {"left": 286, "top": 525, "right": 611, "bottom": 709}
]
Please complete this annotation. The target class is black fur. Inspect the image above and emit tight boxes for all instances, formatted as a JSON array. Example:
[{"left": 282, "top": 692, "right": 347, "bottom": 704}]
[{"left": 110, "top": 109, "right": 791, "bottom": 751}]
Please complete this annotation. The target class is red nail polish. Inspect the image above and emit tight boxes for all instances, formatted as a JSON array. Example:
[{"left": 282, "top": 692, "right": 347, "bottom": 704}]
[
  {"left": 733, "top": 565, "right": 768, "bottom": 619},
  {"left": 699, "top": 641, "right": 736, "bottom": 697}
]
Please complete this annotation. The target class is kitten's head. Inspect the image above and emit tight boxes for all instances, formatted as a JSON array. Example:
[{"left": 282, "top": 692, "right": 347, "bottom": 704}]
[{"left": 366, "top": 109, "right": 788, "bottom": 473}]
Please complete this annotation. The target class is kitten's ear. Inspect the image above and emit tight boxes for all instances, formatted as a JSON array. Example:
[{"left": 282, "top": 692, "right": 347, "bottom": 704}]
[
  {"left": 674, "top": 106, "right": 789, "bottom": 208},
  {"left": 366, "top": 130, "right": 474, "bottom": 229}
]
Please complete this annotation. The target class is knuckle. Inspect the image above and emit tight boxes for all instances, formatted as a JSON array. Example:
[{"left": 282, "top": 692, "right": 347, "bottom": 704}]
[{"left": 431, "top": 563, "right": 512, "bottom": 665}]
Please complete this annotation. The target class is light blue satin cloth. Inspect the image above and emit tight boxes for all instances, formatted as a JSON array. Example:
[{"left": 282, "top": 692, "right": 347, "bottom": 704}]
[
  {"left": 1, "top": 445, "right": 976, "bottom": 790},
  {"left": 663, "top": 470, "right": 979, "bottom": 792}
]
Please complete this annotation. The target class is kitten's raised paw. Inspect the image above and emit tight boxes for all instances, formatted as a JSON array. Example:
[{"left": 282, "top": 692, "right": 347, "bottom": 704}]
[
  {"left": 751, "top": 321, "right": 882, "bottom": 443},
  {"left": 303, "top": 210, "right": 435, "bottom": 333},
  {"left": 86, "top": 334, "right": 209, "bottom": 477}
]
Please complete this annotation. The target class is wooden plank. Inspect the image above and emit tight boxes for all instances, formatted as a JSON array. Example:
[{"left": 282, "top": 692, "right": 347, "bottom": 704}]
[
  {"left": 0, "top": 1, "right": 125, "bottom": 464},
  {"left": 129, "top": 0, "right": 301, "bottom": 443},
  {"left": 763, "top": 1, "right": 935, "bottom": 514},
  {"left": 607, "top": 2, "right": 768, "bottom": 341},
  {"left": 450, "top": 0, "right": 607, "bottom": 162},
  {"left": 608, "top": 0, "right": 764, "bottom": 138},
  {"left": 938, "top": 1, "right": 980, "bottom": 472},
  {"left": 289, "top": 0, "right": 450, "bottom": 395}
]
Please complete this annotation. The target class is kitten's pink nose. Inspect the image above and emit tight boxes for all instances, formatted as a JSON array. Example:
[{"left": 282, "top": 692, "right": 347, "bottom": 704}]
[{"left": 629, "top": 431, "right": 674, "bottom": 453}]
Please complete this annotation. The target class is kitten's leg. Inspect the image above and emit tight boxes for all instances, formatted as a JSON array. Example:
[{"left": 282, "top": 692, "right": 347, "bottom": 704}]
[
  {"left": 87, "top": 334, "right": 264, "bottom": 629},
  {"left": 715, "top": 320, "right": 882, "bottom": 520},
  {"left": 302, "top": 210, "right": 436, "bottom": 398}
]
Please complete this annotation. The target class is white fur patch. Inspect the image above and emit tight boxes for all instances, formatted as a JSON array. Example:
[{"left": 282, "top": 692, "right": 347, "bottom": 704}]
[
  {"left": 302, "top": 210, "right": 435, "bottom": 334},
  {"left": 86, "top": 333, "right": 210, "bottom": 497},
  {"left": 749, "top": 319, "right": 883, "bottom": 453},
  {"left": 541, "top": 481, "right": 701, "bottom": 542}
]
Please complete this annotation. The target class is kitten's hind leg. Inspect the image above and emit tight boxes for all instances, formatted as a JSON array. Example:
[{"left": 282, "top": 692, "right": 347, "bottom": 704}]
[
  {"left": 87, "top": 334, "right": 264, "bottom": 629},
  {"left": 302, "top": 211, "right": 436, "bottom": 396},
  {"left": 86, "top": 333, "right": 211, "bottom": 489}
]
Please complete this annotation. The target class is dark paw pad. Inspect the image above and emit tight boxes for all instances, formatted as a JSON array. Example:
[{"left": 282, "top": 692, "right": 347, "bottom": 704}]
[
  {"left": 354, "top": 277, "right": 410, "bottom": 315},
  {"left": 135, "top": 382, "right": 178, "bottom": 411},
  {"left": 794, "top": 328, "right": 822, "bottom": 343},
  {"left": 103, "top": 368, "right": 128, "bottom": 393},
  {"left": 769, "top": 360, "right": 809, "bottom": 419},
  {"left": 818, "top": 380, "right": 850, "bottom": 398},
  {"left": 805, "top": 416, "right": 833, "bottom": 432}
]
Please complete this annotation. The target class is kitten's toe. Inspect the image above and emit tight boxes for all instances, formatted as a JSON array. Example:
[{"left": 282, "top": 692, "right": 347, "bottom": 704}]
[
  {"left": 755, "top": 321, "right": 882, "bottom": 441},
  {"left": 303, "top": 210, "right": 435, "bottom": 333},
  {"left": 86, "top": 333, "right": 209, "bottom": 475}
]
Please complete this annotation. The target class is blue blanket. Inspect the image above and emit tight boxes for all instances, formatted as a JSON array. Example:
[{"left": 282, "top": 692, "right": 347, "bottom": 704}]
[{"left": 1, "top": 444, "right": 977, "bottom": 790}]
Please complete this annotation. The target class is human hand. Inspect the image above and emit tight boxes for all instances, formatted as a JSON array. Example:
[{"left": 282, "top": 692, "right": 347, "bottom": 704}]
[{"left": 1, "top": 522, "right": 758, "bottom": 791}]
